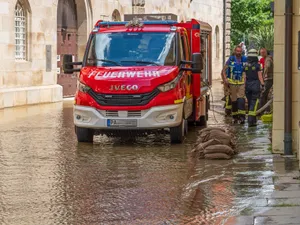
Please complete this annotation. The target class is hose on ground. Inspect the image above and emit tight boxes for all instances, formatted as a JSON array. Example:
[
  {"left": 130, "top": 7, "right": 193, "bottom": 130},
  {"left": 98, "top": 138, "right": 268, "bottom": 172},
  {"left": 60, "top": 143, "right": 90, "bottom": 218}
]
[
  {"left": 202, "top": 81, "right": 219, "bottom": 123},
  {"left": 256, "top": 97, "right": 273, "bottom": 115}
]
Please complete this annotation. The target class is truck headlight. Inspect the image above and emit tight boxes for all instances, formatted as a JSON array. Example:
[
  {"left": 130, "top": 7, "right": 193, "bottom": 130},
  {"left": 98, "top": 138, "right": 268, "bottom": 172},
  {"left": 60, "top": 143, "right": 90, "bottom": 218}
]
[
  {"left": 77, "top": 82, "right": 91, "bottom": 93},
  {"left": 157, "top": 75, "right": 181, "bottom": 92}
]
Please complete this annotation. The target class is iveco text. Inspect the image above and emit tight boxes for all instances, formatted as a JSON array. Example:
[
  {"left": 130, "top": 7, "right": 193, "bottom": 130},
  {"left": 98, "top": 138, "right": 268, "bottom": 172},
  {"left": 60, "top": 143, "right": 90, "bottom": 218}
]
[{"left": 109, "top": 85, "right": 139, "bottom": 91}]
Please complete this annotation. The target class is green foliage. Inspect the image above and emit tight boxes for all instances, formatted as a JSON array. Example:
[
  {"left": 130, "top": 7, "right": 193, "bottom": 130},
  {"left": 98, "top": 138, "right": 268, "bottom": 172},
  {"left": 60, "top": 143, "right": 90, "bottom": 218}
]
[
  {"left": 231, "top": 0, "right": 274, "bottom": 51},
  {"left": 249, "top": 25, "right": 274, "bottom": 51}
]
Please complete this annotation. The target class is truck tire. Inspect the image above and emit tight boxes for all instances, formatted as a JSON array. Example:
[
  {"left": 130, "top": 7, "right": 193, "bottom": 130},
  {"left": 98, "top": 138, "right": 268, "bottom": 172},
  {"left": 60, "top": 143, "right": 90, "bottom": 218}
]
[
  {"left": 170, "top": 119, "right": 185, "bottom": 144},
  {"left": 75, "top": 126, "right": 94, "bottom": 143},
  {"left": 196, "top": 115, "right": 207, "bottom": 127},
  {"left": 184, "top": 119, "right": 188, "bottom": 135}
]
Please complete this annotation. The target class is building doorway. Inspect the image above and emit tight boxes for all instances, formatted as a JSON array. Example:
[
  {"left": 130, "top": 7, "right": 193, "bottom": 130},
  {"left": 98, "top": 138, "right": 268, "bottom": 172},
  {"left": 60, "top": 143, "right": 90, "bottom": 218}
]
[
  {"left": 57, "top": 0, "right": 89, "bottom": 97},
  {"left": 112, "top": 9, "right": 121, "bottom": 21}
]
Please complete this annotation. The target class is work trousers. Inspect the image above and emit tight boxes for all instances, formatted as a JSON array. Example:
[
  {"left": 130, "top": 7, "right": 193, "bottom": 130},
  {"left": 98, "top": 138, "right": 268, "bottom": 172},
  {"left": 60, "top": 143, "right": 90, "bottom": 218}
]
[
  {"left": 246, "top": 80, "right": 261, "bottom": 126},
  {"left": 259, "top": 79, "right": 273, "bottom": 111},
  {"left": 223, "top": 84, "right": 232, "bottom": 115},
  {"left": 229, "top": 84, "right": 246, "bottom": 120}
]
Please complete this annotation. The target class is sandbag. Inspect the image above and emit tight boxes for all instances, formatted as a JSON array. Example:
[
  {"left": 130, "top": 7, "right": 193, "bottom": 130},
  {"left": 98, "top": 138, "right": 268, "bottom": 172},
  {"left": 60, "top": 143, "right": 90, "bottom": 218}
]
[
  {"left": 209, "top": 130, "right": 232, "bottom": 139},
  {"left": 200, "top": 132, "right": 209, "bottom": 139},
  {"left": 231, "top": 140, "right": 237, "bottom": 149},
  {"left": 204, "top": 153, "right": 232, "bottom": 160},
  {"left": 197, "top": 132, "right": 210, "bottom": 144},
  {"left": 191, "top": 146, "right": 205, "bottom": 158},
  {"left": 195, "top": 139, "right": 222, "bottom": 152},
  {"left": 198, "top": 151, "right": 205, "bottom": 159},
  {"left": 205, "top": 130, "right": 232, "bottom": 146},
  {"left": 196, "top": 137, "right": 203, "bottom": 144},
  {"left": 202, "top": 139, "right": 222, "bottom": 149},
  {"left": 204, "top": 145, "right": 234, "bottom": 155},
  {"left": 199, "top": 127, "right": 226, "bottom": 135},
  {"left": 199, "top": 129, "right": 226, "bottom": 140},
  {"left": 194, "top": 126, "right": 238, "bottom": 160},
  {"left": 191, "top": 148, "right": 203, "bottom": 159}
]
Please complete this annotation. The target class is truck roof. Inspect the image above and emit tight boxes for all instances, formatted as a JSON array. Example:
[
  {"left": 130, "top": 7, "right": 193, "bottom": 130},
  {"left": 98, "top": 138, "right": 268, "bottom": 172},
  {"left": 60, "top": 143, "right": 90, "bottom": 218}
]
[
  {"left": 92, "top": 20, "right": 212, "bottom": 34},
  {"left": 93, "top": 26, "right": 182, "bottom": 33},
  {"left": 92, "top": 20, "right": 180, "bottom": 33}
]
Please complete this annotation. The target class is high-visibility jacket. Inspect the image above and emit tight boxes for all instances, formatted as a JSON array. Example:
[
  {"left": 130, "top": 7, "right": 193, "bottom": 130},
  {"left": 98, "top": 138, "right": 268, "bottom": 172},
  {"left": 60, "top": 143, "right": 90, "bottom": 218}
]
[{"left": 226, "top": 56, "right": 247, "bottom": 85}]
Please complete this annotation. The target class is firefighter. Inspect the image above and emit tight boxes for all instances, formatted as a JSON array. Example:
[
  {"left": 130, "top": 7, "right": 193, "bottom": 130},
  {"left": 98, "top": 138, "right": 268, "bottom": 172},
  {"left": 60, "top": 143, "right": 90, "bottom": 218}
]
[
  {"left": 259, "top": 48, "right": 273, "bottom": 112},
  {"left": 221, "top": 51, "right": 237, "bottom": 116},
  {"left": 222, "top": 46, "right": 247, "bottom": 124},
  {"left": 221, "top": 69, "right": 232, "bottom": 116},
  {"left": 243, "top": 49, "right": 264, "bottom": 126},
  {"left": 221, "top": 52, "right": 235, "bottom": 116}
]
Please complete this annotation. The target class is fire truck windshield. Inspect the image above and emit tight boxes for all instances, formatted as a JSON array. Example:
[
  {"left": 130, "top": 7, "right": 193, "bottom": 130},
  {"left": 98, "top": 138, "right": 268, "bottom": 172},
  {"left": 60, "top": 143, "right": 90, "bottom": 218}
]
[{"left": 85, "top": 32, "right": 176, "bottom": 67}]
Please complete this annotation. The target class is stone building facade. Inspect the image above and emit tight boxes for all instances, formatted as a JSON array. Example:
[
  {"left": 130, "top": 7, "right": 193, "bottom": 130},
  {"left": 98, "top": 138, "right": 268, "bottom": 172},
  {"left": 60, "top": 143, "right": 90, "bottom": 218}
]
[
  {"left": 0, "top": 0, "right": 230, "bottom": 108},
  {"left": 273, "top": 0, "right": 300, "bottom": 157}
]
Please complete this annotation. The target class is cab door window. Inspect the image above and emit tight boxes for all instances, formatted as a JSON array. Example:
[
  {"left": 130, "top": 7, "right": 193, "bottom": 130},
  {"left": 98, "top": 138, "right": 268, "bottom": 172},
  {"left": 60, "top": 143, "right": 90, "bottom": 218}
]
[
  {"left": 182, "top": 33, "right": 190, "bottom": 61},
  {"left": 181, "top": 32, "right": 192, "bottom": 87},
  {"left": 201, "top": 33, "right": 209, "bottom": 81},
  {"left": 178, "top": 33, "right": 184, "bottom": 63}
]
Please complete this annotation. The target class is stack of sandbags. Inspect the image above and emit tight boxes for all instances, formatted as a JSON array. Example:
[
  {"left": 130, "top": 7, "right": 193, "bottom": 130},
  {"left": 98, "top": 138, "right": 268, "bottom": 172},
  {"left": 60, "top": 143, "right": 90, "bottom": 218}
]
[{"left": 192, "top": 127, "right": 238, "bottom": 160}]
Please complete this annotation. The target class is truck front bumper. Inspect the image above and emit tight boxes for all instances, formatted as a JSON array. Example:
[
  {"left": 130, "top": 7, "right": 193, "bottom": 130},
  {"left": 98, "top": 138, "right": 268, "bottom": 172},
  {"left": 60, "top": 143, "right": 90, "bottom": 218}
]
[{"left": 74, "top": 104, "right": 183, "bottom": 130}]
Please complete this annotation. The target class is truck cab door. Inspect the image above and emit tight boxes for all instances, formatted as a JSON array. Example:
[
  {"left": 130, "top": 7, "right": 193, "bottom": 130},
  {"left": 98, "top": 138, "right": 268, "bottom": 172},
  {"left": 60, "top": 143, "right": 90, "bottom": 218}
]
[
  {"left": 200, "top": 32, "right": 211, "bottom": 85},
  {"left": 180, "top": 32, "right": 193, "bottom": 119}
]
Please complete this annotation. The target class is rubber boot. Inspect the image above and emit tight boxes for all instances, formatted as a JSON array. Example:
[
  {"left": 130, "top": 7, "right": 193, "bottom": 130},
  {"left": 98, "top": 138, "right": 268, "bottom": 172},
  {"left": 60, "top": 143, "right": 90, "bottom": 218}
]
[
  {"left": 231, "top": 101, "right": 238, "bottom": 124},
  {"left": 237, "top": 97, "right": 246, "bottom": 124},
  {"left": 248, "top": 116, "right": 257, "bottom": 127}
]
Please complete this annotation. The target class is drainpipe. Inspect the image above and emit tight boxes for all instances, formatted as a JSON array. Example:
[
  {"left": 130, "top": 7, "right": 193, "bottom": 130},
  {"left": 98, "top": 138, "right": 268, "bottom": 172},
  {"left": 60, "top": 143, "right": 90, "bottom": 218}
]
[
  {"left": 284, "top": 0, "right": 293, "bottom": 155},
  {"left": 223, "top": 0, "right": 226, "bottom": 66}
]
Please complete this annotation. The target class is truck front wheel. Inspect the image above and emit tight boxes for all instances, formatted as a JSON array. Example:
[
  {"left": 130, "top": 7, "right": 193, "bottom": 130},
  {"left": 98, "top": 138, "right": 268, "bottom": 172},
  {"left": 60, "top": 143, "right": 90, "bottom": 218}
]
[
  {"left": 196, "top": 115, "right": 207, "bottom": 127},
  {"left": 170, "top": 119, "right": 186, "bottom": 144},
  {"left": 75, "top": 126, "right": 95, "bottom": 143}
]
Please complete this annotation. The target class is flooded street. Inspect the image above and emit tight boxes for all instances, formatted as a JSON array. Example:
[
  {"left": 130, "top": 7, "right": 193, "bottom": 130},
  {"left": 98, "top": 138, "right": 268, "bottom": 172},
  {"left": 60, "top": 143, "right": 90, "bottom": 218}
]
[{"left": 0, "top": 82, "right": 279, "bottom": 225}]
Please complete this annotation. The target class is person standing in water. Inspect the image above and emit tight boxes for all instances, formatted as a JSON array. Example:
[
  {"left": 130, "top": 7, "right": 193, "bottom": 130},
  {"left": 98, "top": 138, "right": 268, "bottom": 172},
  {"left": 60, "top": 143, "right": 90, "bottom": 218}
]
[
  {"left": 222, "top": 46, "right": 247, "bottom": 124},
  {"left": 243, "top": 49, "right": 265, "bottom": 126}
]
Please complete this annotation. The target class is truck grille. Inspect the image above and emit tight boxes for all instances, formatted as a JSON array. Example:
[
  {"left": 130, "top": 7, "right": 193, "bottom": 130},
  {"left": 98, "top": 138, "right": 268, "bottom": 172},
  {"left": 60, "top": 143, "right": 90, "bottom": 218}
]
[
  {"left": 105, "top": 110, "right": 142, "bottom": 118},
  {"left": 128, "top": 111, "right": 142, "bottom": 117},
  {"left": 106, "top": 111, "right": 118, "bottom": 117},
  {"left": 89, "top": 89, "right": 160, "bottom": 106}
]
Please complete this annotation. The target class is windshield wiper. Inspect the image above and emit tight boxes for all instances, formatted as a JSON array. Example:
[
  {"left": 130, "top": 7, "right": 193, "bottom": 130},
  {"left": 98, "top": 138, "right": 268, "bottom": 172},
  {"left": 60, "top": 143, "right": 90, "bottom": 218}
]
[
  {"left": 121, "top": 60, "right": 160, "bottom": 66},
  {"left": 87, "top": 58, "right": 122, "bottom": 66}
]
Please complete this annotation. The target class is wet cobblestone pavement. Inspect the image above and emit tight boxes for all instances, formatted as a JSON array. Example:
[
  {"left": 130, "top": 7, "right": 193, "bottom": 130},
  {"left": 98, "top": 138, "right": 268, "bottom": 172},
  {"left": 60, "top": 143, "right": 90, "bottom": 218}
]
[{"left": 0, "top": 81, "right": 299, "bottom": 225}]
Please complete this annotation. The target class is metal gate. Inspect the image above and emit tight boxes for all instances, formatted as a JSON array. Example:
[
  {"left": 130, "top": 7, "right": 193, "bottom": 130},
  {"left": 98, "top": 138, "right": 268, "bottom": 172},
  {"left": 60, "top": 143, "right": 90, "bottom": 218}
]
[{"left": 57, "top": 0, "right": 78, "bottom": 97}]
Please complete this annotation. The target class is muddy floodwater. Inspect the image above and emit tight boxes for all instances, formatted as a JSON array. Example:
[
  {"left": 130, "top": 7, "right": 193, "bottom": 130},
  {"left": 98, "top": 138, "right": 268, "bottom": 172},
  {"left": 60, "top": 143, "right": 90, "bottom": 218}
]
[{"left": 0, "top": 83, "right": 276, "bottom": 225}]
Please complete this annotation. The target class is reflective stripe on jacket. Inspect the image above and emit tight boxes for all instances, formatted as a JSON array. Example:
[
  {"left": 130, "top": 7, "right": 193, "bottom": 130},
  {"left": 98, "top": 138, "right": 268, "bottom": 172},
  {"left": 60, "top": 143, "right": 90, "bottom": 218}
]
[{"left": 226, "top": 56, "right": 247, "bottom": 84}]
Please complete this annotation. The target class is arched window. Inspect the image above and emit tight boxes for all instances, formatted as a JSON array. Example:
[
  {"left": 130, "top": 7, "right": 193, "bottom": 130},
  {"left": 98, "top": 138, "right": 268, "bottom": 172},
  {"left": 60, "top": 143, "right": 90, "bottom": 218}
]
[
  {"left": 112, "top": 9, "right": 121, "bottom": 21},
  {"left": 15, "top": 1, "right": 27, "bottom": 60},
  {"left": 215, "top": 26, "right": 220, "bottom": 59}
]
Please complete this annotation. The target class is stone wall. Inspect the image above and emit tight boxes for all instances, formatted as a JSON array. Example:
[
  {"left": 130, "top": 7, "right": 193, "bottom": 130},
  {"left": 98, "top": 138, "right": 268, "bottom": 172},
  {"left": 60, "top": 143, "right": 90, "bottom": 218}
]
[
  {"left": 0, "top": 0, "right": 228, "bottom": 109},
  {"left": 0, "top": 0, "right": 62, "bottom": 108},
  {"left": 272, "top": 0, "right": 300, "bottom": 154},
  {"left": 190, "top": 0, "right": 225, "bottom": 80},
  {"left": 225, "top": 0, "right": 231, "bottom": 60}
]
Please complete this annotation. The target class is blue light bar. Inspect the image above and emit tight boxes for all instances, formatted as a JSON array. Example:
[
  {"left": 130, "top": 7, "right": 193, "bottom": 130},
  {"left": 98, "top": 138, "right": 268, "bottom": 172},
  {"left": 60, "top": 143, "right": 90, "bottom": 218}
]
[
  {"left": 96, "top": 20, "right": 178, "bottom": 28},
  {"left": 97, "top": 21, "right": 127, "bottom": 26}
]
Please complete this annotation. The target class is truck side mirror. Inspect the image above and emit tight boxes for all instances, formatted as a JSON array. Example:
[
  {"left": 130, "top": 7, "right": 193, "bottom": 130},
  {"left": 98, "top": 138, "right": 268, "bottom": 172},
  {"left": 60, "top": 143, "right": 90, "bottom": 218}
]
[
  {"left": 192, "top": 53, "right": 203, "bottom": 73},
  {"left": 63, "top": 54, "right": 82, "bottom": 74}
]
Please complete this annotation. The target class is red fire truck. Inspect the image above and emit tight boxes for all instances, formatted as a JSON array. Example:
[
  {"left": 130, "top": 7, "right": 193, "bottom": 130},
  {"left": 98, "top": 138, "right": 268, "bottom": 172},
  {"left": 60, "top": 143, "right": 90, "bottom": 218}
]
[{"left": 63, "top": 14, "right": 212, "bottom": 144}]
